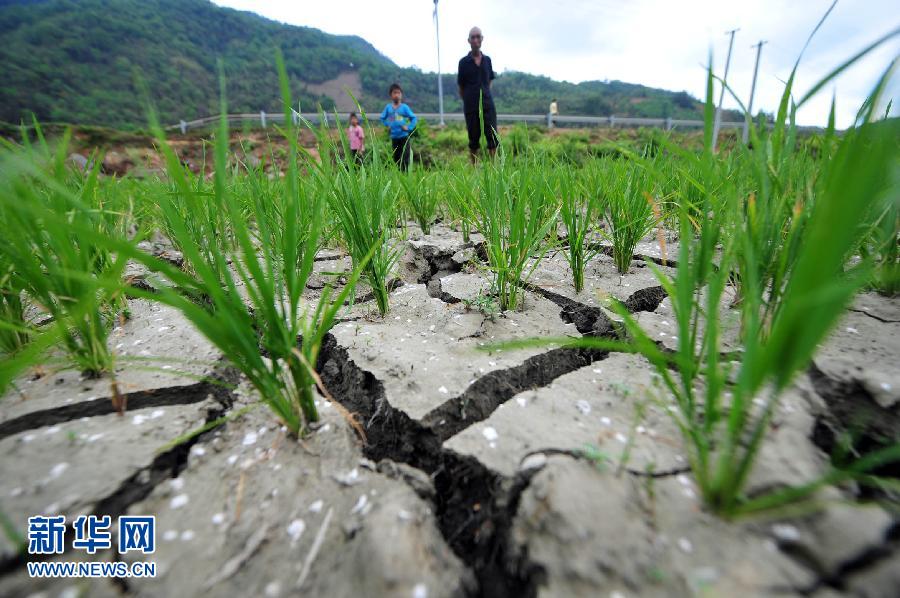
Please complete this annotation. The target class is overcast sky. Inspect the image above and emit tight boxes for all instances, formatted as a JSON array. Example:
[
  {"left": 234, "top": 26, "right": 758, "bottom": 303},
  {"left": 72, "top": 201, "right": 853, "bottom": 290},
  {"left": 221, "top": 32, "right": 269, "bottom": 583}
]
[{"left": 213, "top": 0, "right": 899, "bottom": 127}]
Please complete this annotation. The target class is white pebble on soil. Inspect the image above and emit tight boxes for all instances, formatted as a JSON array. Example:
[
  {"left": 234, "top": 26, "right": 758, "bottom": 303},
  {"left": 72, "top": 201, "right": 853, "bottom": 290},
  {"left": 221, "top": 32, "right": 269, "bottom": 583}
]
[
  {"left": 242, "top": 431, "right": 258, "bottom": 446},
  {"left": 170, "top": 494, "right": 189, "bottom": 509},
  {"left": 515, "top": 397, "right": 528, "bottom": 407},
  {"left": 48, "top": 462, "right": 69, "bottom": 479},
  {"left": 132, "top": 415, "right": 148, "bottom": 426},
  {"left": 438, "top": 386, "right": 449, "bottom": 394},
  {"left": 482, "top": 427, "right": 499, "bottom": 442},
  {"left": 678, "top": 537, "right": 693, "bottom": 553},
  {"left": 575, "top": 400, "right": 591, "bottom": 415},
  {"left": 163, "top": 530, "right": 178, "bottom": 541},
  {"left": 520, "top": 453, "right": 548, "bottom": 471},
  {"left": 211, "top": 513, "right": 225, "bottom": 525},
  {"left": 615, "top": 433, "right": 628, "bottom": 444},
  {"left": 227, "top": 455, "right": 239, "bottom": 466},
  {"left": 412, "top": 583, "right": 428, "bottom": 598},
  {"left": 287, "top": 519, "right": 306, "bottom": 544},
  {"left": 180, "top": 530, "right": 195, "bottom": 541},
  {"left": 309, "top": 500, "right": 324, "bottom": 513},
  {"left": 772, "top": 523, "right": 800, "bottom": 542},
  {"left": 169, "top": 478, "right": 184, "bottom": 491},
  {"left": 264, "top": 581, "right": 282, "bottom": 597},
  {"left": 845, "top": 327, "right": 858, "bottom": 334},
  {"left": 190, "top": 445, "right": 206, "bottom": 457},
  {"left": 151, "top": 409, "right": 165, "bottom": 419},
  {"left": 601, "top": 417, "right": 612, "bottom": 426},
  {"left": 350, "top": 495, "right": 369, "bottom": 515}
]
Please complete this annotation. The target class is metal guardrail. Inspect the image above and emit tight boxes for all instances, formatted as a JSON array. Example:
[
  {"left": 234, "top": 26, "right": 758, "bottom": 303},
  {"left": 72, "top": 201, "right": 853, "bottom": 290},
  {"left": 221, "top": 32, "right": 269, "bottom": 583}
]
[{"left": 169, "top": 112, "right": 814, "bottom": 134}]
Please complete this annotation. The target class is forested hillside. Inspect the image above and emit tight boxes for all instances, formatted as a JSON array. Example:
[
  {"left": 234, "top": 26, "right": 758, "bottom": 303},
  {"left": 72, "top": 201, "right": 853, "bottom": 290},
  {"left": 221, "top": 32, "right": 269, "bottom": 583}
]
[{"left": 0, "top": 0, "right": 729, "bottom": 128}]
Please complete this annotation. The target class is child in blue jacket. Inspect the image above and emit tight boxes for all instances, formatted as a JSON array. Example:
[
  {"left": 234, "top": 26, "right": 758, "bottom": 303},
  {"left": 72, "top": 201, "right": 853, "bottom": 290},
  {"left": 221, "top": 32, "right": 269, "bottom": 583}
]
[{"left": 380, "top": 83, "right": 417, "bottom": 171}]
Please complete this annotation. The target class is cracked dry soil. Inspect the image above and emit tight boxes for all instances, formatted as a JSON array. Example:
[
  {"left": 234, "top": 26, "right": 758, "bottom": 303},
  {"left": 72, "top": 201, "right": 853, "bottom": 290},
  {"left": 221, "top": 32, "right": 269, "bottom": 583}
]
[{"left": 1, "top": 223, "right": 898, "bottom": 598}]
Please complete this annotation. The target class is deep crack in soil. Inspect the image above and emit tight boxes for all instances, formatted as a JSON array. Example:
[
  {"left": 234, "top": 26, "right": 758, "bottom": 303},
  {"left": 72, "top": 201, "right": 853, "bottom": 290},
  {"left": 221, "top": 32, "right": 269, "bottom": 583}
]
[
  {"left": 0, "top": 364, "right": 241, "bottom": 578},
  {"left": 0, "top": 358, "right": 234, "bottom": 441},
  {"left": 316, "top": 333, "right": 617, "bottom": 597}
]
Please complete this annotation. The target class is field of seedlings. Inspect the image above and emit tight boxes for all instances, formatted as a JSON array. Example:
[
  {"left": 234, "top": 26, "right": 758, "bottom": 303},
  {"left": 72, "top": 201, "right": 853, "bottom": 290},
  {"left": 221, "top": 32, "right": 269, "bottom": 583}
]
[{"left": 1, "top": 49, "right": 899, "bottom": 597}]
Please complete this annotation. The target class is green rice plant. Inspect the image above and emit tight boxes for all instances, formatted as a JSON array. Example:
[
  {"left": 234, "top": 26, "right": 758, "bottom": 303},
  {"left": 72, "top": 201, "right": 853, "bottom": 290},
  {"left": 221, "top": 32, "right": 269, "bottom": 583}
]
[
  {"left": 398, "top": 168, "right": 440, "bottom": 235},
  {"left": 111, "top": 54, "right": 370, "bottom": 434},
  {"left": 155, "top": 151, "right": 234, "bottom": 289},
  {"left": 464, "top": 156, "right": 559, "bottom": 311},
  {"left": 319, "top": 134, "right": 402, "bottom": 316},
  {"left": 557, "top": 162, "right": 603, "bottom": 292},
  {"left": 0, "top": 126, "right": 128, "bottom": 376},
  {"left": 0, "top": 259, "right": 31, "bottom": 355},
  {"left": 862, "top": 195, "right": 899, "bottom": 296},
  {"left": 603, "top": 160, "right": 658, "bottom": 274},
  {"left": 446, "top": 167, "right": 478, "bottom": 242},
  {"left": 490, "top": 39, "right": 900, "bottom": 517}
]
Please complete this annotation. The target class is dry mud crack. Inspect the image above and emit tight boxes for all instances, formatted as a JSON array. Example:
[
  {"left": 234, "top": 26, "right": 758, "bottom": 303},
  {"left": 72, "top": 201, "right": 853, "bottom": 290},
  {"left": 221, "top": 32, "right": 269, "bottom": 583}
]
[{"left": 2, "top": 227, "right": 898, "bottom": 597}]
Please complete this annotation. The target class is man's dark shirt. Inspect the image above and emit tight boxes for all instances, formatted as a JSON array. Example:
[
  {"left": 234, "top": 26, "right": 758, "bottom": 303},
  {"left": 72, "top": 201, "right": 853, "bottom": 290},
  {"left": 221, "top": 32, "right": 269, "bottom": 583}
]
[{"left": 458, "top": 53, "right": 496, "bottom": 114}]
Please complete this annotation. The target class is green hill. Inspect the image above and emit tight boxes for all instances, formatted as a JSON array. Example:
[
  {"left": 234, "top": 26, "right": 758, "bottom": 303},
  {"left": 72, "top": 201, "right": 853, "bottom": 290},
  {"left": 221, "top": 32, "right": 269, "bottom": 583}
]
[{"left": 0, "top": 0, "right": 731, "bottom": 129}]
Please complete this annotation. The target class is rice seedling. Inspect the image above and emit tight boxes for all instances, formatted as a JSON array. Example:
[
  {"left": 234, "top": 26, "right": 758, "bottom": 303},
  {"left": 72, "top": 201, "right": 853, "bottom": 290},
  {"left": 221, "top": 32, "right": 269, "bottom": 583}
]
[
  {"left": 464, "top": 156, "right": 559, "bottom": 311},
  {"left": 487, "top": 37, "right": 900, "bottom": 517},
  {"left": 0, "top": 126, "right": 128, "bottom": 376},
  {"left": 105, "top": 54, "right": 372, "bottom": 434},
  {"left": 0, "top": 259, "right": 31, "bottom": 356},
  {"left": 398, "top": 168, "right": 440, "bottom": 235},
  {"left": 319, "top": 134, "right": 402, "bottom": 316},
  {"left": 557, "top": 162, "right": 603, "bottom": 292},
  {"left": 602, "top": 160, "right": 658, "bottom": 274}
]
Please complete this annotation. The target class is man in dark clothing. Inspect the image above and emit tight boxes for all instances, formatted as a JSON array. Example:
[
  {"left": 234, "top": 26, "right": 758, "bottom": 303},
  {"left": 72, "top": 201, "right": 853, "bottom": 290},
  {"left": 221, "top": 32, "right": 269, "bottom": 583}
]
[{"left": 457, "top": 26, "right": 498, "bottom": 163}]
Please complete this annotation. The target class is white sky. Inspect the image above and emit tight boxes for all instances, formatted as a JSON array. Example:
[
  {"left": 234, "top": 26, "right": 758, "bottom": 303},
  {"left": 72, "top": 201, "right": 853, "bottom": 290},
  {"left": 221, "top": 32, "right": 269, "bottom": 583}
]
[{"left": 213, "top": 0, "right": 899, "bottom": 127}]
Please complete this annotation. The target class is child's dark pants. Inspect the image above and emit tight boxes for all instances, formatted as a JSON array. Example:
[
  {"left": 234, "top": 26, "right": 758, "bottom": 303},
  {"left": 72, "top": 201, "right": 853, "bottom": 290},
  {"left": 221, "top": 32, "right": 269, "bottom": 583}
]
[{"left": 391, "top": 137, "right": 411, "bottom": 171}]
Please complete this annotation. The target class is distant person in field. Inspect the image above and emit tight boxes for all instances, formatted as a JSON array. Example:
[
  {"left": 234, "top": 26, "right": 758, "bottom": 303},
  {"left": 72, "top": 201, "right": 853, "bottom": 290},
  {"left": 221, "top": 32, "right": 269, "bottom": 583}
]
[
  {"left": 347, "top": 112, "right": 365, "bottom": 165},
  {"left": 549, "top": 98, "right": 559, "bottom": 125},
  {"left": 379, "top": 83, "right": 417, "bottom": 171},
  {"left": 457, "top": 26, "right": 498, "bottom": 163}
]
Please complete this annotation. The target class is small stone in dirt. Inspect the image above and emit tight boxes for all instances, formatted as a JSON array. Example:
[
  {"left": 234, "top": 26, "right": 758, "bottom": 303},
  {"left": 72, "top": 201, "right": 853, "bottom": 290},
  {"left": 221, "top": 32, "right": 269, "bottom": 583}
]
[
  {"left": 350, "top": 494, "right": 370, "bottom": 516},
  {"left": 678, "top": 537, "right": 693, "bottom": 553},
  {"left": 615, "top": 433, "right": 627, "bottom": 444},
  {"left": 333, "top": 468, "right": 363, "bottom": 486},
  {"left": 181, "top": 530, "right": 195, "bottom": 541},
  {"left": 482, "top": 427, "right": 499, "bottom": 442},
  {"left": 287, "top": 519, "right": 306, "bottom": 544},
  {"left": 515, "top": 397, "right": 528, "bottom": 407},
  {"left": 412, "top": 583, "right": 428, "bottom": 598},
  {"left": 575, "top": 400, "right": 591, "bottom": 415},
  {"left": 170, "top": 494, "right": 189, "bottom": 509},
  {"left": 163, "top": 530, "right": 178, "bottom": 541},
  {"left": 601, "top": 417, "right": 612, "bottom": 426},
  {"left": 242, "top": 431, "right": 258, "bottom": 446},
  {"left": 169, "top": 478, "right": 185, "bottom": 491},
  {"left": 771, "top": 523, "right": 800, "bottom": 542},
  {"left": 520, "top": 453, "right": 548, "bottom": 472},
  {"left": 438, "top": 385, "right": 448, "bottom": 394},
  {"left": 211, "top": 513, "right": 225, "bottom": 525},
  {"left": 264, "top": 581, "right": 282, "bottom": 597}
]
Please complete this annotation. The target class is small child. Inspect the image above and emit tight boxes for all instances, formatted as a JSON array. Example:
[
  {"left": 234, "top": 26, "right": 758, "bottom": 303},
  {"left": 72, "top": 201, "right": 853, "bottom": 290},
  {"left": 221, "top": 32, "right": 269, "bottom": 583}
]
[
  {"left": 379, "top": 83, "right": 417, "bottom": 171},
  {"left": 347, "top": 112, "right": 365, "bottom": 165}
]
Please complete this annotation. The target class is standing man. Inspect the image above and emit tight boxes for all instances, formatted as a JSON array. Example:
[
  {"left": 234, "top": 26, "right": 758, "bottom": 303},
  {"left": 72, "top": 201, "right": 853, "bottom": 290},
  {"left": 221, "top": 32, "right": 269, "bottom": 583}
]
[
  {"left": 457, "top": 26, "right": 498, "bottom": 163},
  {"left": 549, "top": 98, "right": 559, "bottom": 127}
]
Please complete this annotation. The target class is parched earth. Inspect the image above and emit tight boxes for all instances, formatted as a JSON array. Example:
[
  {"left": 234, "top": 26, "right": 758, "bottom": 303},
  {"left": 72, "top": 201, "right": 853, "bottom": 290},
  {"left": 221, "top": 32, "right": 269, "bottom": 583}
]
[{"left": 1, "top": 225, "right": 898, "bottom": 597}]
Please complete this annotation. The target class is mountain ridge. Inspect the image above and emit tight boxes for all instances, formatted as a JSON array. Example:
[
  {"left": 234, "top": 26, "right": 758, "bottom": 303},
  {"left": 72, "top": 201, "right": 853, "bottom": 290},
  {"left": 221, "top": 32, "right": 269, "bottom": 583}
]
[{"left": 0, "top": 0, "right": 736, "bottom": 128}]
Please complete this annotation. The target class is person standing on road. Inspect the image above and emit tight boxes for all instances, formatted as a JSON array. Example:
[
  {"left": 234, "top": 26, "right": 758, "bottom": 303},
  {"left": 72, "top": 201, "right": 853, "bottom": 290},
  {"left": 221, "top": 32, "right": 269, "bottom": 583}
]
[
  {"left": 457, "top": 26, "right": 498, "bottom": 163},
  {"left": 549, "top": 98, "right": 559, "bottom": 126}
]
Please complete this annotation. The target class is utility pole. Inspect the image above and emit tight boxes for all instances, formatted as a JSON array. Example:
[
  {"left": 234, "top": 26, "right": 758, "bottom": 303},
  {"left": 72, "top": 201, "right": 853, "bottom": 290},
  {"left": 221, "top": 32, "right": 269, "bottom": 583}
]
[
  {"left": 712, "top": 28, "right": 739, "bottom": 152},
  {"left": 434, "top": 0, "right": 445, "bottom": 126},
  {"left": 743, "top": 40, "right": 767, "bottom": 144}
]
